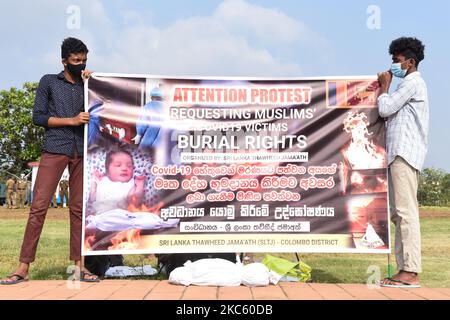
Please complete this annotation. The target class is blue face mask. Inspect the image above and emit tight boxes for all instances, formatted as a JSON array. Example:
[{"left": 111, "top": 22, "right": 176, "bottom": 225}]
[{"left": 390, "top": 61, "right": 408, "bottom": 78}]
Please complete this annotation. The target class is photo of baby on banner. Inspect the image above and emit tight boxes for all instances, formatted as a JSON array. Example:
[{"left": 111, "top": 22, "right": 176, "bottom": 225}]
[{"left": 84, "top": 76, "right": 178, "bottom": 252}]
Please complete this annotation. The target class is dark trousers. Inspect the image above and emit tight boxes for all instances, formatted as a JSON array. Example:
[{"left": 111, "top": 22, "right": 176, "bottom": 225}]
[
  {"left": 19, "top": 150, "right": 83, "bottom": 263},
  {"left": 59, "top": 189, "right": 69, "bottom": 206}
]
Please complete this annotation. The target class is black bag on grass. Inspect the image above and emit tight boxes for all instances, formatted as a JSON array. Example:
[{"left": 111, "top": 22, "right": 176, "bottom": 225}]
[
  {"left": 156, "top": 253, "right": 237, "bottom": 275},
  {"left": 84, "top": 255, "right": 124, "bottom": 278}
]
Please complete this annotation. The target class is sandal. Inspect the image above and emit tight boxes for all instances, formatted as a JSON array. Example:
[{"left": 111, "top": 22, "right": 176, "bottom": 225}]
[
  {"left": 0, "top": 274, "right": 29, "bottom": 285},
  {"left": 80, "top": 270, "right": 100, "bottom": 283},
  {"left": 380, "top": 277, "right": 421, "bottom": 288}
]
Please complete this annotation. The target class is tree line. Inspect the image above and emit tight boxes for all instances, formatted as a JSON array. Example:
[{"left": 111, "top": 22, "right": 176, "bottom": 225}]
[{"left": 0, "top": 83, "right": 448, "bottom": 206}]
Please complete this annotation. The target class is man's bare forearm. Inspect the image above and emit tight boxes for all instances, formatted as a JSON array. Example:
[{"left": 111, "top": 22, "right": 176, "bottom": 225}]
[
  {"left": 48, "top": 117, "right": 75, "bottom": 127},
  {"left": 47, "top": 112, "right": 89, "bottom": 127}
]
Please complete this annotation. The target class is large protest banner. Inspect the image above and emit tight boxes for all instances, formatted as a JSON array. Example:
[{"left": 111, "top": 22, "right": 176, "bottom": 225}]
[{"left": 82, "top": 74, "right": 390, "bottom": 256}]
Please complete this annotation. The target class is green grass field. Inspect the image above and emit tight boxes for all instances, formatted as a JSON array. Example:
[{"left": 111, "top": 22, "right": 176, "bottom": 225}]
[{"left": 1, "top": 208, "right": 449, "bottom": 287}]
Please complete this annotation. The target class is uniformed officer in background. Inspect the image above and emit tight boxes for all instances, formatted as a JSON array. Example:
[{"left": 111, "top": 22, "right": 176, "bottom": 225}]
[
  {"left": 17, "top": 175, "right": 28, "bottom": 209},
  {"left": 59, "top": 178, "right": 69, "bottom": 207},
  {"left": 6, "top": 177, "right": 16, "bottom": 209},
  {"left": 50, "top": 189, "right": 58, "bottom": 208}
]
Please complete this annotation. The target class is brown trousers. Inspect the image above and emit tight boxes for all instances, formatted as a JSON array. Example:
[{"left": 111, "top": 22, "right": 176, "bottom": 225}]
[{"left": 19, "top": 151, "right": 83, "bottom": 263}]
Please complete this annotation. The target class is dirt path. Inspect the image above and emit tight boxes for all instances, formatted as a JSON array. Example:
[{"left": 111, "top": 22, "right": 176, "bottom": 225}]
[
  {"left": 419, "top": 211, "right": 450, "bottom": 218},
  {"left": 0, "top": 207, "right": 69, "bottom": 220}
]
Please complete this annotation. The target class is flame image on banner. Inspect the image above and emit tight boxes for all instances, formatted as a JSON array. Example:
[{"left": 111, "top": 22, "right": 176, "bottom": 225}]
[{"left": 342, "top": 111, "right": 386, "bottom": 170}]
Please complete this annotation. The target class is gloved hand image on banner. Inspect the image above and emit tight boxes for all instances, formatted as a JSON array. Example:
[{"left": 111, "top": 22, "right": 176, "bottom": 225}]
[
  {"left": 86, "top": 77, "right": 154, "bottom": 147},
  {"left": 87, "top": 100, "right": 106, "bottom": 147}
]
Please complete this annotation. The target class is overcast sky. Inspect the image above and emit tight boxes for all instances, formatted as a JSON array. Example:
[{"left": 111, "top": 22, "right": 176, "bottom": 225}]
[{"left": 0, "top": 0, "right": 448, "bottom": 170}]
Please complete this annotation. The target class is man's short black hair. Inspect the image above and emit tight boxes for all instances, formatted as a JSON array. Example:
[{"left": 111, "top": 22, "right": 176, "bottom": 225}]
[
  {"left": 61, "top": 37, "right": 89, "bottom": 59},
  {"left": 389, "top": 37, "right": 425, "bottom": 67}
]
